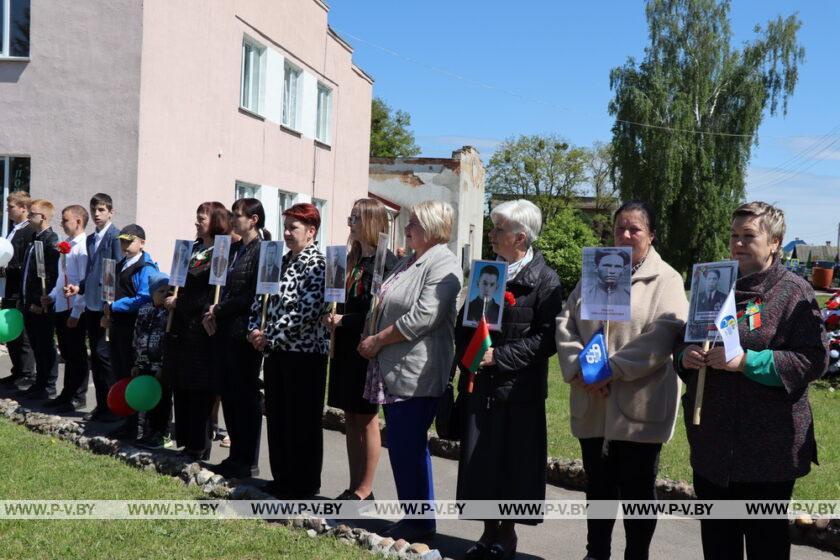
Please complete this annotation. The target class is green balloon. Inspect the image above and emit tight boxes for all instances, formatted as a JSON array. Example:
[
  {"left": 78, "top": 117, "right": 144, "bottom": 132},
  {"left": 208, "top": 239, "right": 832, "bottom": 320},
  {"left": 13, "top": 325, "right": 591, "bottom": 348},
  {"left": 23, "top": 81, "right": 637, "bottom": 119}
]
[
  {"left": 125, "top": 375, "right": 162, "bottom": 412},
  {"left": 0, "top": 309, "right": 24, "bottom": 343}
]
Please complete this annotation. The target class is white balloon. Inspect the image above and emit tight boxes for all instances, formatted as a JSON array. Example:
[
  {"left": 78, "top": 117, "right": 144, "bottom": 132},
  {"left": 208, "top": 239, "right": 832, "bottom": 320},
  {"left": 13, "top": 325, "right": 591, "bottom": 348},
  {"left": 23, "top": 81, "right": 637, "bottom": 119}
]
[
  {"left": 0, "top": 238, "right": 12, "bottom": 268},
  {"left": 831, "top": 349, "right": 840, "bottom": 360}
]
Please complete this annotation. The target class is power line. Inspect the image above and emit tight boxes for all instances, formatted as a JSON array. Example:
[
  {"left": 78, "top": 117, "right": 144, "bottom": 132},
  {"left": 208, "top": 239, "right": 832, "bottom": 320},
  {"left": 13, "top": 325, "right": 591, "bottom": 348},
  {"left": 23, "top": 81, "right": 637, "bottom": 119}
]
[{"left": 335, "top": 28, "right": 756, "bottom": 139}]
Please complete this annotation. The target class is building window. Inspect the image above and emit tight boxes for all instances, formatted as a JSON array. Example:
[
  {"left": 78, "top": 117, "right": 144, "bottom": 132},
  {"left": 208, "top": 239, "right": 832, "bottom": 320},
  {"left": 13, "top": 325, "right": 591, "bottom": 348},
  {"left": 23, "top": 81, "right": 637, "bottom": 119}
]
[
  {"left": 282, "top": 63, "right": 302, "bottom": 130},
  {"left": 240, "top": 37, "right": 265, "bottom": 114},
  {"left": 1, "top": 156, "right": 30, "bottom": 236},
  {"left": 313, "top": 198, "right": 327, "bottom": 248},
  {"left": 235, "top": 181, "right": 258, "bottom": 200},
  {"left": 316, "top": 84, "right": 332, "bottom": 144},
  {"left": 1, "top": 0, "right": 30, "bottom": 58}
]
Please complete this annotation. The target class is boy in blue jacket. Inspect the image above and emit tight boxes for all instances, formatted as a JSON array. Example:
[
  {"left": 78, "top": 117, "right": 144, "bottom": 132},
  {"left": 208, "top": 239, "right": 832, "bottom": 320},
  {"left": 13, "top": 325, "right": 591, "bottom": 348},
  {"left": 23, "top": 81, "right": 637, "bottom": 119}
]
[{"left": 102, "top": 224, "right": 158, "bottom": 439}]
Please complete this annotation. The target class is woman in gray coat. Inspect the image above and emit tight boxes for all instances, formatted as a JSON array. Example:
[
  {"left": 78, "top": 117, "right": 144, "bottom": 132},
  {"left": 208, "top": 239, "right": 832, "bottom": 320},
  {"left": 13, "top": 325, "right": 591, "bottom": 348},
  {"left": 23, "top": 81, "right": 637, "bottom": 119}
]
[{"left": 358, "top": 200, "right": 462, "bottom": 542}]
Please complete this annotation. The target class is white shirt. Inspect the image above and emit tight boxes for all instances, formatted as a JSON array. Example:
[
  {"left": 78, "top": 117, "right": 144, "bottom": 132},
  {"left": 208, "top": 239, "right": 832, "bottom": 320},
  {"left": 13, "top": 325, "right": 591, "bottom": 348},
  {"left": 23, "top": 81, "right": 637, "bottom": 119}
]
[
  {"left": 6, "top": 220, "right": 29, "bottom": 242},
  {"left": 501, "top": 247, "right": 534, "bottom": 281},
  {"left": 121, "top": 252, "right": 142, "bottom": 270},
  {"left": 93, "top": 222, "right": 112, "bottom": 254},
  {"left": 48, "top": 233, "right": 88, "bottom": 318}
]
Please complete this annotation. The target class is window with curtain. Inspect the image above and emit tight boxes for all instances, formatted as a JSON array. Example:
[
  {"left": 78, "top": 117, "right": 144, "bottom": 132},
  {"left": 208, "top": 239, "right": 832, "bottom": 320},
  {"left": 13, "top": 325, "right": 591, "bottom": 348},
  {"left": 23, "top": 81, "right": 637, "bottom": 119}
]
[
  {"left": 240, "top": 38, "right": 264, "bottom": 114},
  {"left": 235, "top": 181, "right": 258, "bottom": 200},
  {"left": 316, "top": 85, "right": 332, "bottom": 143},
  {"left": 283, "top": 63, "right": 301, "bottom": 129},
  {"left": 1, "top": 0, "right": 30, "bottom": 58},
  {"left": 1, "top": 156, "right": 30, "bottom": 236}
]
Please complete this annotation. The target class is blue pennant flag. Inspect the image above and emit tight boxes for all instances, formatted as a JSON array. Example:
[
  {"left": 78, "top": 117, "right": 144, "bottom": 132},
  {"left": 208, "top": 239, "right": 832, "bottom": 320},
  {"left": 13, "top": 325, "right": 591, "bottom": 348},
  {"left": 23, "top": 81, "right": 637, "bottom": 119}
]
[{"left": 579, "top": 328, "right": 612, "bottom": 385}]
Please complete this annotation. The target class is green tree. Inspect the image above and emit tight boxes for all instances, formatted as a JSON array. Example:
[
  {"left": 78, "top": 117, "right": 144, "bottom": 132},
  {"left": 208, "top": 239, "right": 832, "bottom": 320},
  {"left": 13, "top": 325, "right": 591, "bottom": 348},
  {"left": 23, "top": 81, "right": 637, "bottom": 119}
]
[
  {"left": 369, "top": 97, "right": 421, "bottom": 158},
  {"left": 534, "top": 204, "right": 599, "bottom": 291},
  {"left": 587, "top": 141, "right": 619, "bottom": 243},
  {"left": 609, "top": 0, "right": 804, "bottom": 274},
  {"left": 486, "top": 134, "right": 589, "bottom": 221}
]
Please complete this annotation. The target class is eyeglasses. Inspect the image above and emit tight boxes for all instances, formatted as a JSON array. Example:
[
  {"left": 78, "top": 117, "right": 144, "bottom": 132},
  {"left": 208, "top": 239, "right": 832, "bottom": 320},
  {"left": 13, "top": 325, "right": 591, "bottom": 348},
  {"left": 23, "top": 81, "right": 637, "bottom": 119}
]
[{"left": 347, "top": 216, "right": 360, "bottom": 226}]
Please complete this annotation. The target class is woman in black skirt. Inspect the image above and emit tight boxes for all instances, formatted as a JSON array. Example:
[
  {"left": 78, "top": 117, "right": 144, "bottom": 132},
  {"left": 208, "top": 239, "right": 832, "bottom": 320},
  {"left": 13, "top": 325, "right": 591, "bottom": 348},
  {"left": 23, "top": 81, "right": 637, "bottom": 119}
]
[
  {"left": 203, "top": 198, "right": 268, "bottom": 479},
  {"left": 164, "top": 201, "right": 231, "bottom": 461},
  {"left": 455, "top": 199, "right": 563, "bottom": 560},
  {"left": 323, "top": 198, "right": 397, "bottom": 501}
]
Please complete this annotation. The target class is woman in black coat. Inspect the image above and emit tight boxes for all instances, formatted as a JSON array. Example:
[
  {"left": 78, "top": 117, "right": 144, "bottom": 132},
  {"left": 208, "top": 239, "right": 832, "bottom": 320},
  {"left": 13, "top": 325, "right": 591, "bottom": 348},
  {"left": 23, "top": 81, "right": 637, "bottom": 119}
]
[
  {"left": 202, "top": 198, "right": 267, "bottom": 478},
  {"left": 164, "top": 201, "right": 231, "bottom": 461},
  {"left": 322, "top": 198, "right": 397, "bottom": 501},
  {"left": 455, "top": 199, "right": 563, "bottom": 560}
]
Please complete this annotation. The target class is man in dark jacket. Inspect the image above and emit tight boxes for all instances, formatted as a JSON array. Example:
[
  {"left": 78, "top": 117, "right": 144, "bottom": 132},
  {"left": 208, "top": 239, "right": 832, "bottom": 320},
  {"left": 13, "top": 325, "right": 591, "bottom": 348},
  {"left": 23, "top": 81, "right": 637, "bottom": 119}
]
[
  {"left": 15, "top": 199, "right": 59, "bottom": 400},
  {"left": 0, "top": 191, "right": 37, "bottom": 387}
]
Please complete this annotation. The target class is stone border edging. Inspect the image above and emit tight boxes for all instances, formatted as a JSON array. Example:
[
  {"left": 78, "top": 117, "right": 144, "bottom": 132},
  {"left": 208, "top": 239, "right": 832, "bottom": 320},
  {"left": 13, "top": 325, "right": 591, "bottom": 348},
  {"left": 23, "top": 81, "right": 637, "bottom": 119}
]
[
  {"left": 0, "top": 399, "right": 445, "bottom": 560},
  {"left": 321, "top": 406, "right": 840, "bottom": 555}
]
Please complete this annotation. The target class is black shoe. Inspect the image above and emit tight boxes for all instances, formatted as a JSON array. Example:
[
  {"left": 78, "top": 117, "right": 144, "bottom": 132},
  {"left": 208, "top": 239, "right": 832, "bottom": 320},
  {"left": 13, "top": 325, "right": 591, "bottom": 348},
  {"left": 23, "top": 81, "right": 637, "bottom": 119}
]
[
  {"left": 84, "top": 408, "right": 121, "bottom": 423},
  {"left": 72, "top": 397, "right": 87, "bottom": 409},
  {"left": 15, "top": 385, "right": 49, "bottom": 400},
  {"left": 212, "top": 461, "right": 259, "bottom": 479},
  {"left": 334, "top": 489, "right": 375, "bottom": 501},
  {"left": 487, "top": 538, "right": 517, "bottom": 560},
  {"left": 107, "top": 421, "right": 138, "bottom": 440},
  {"left": 381, "top": 520, "right": 436, "bottom": 542},
  {"left": 462, "top": 541, "right": 490, "bottom": 560},
  {"left": 184, "top": 448, "right": 211, "bottom": 461},
  {"left": 0, "top": 375, "right": 24, "bottom": 386},
  {"left": 43, "top": 396, "right": 71, "bottom": 408}
]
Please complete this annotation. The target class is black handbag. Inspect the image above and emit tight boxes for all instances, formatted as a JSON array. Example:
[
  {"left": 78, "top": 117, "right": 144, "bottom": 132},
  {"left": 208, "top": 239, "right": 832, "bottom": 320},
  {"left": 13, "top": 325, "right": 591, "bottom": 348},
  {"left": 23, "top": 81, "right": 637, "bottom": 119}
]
[{"left": 435, "top": 363, "right": 466, "bottom": 441}]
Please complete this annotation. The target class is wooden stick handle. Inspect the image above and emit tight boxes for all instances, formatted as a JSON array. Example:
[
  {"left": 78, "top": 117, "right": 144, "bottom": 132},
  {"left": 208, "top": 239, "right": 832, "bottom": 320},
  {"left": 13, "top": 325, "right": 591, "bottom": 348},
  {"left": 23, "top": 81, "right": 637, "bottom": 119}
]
[
  {"left": 329, "top": 302, "right": 337, "bottom": 359},
  {"left": 692, "top": 339, "right": 712, "bottom": 425},
  {"left": 165, "top": 286, "right": 179, "bottom": 333},
  {"left": 260, "top": 294, "right": 268, "bottom": 331},
  {"left": 213, "top": 285, "right": 221, "bottom": 305}
]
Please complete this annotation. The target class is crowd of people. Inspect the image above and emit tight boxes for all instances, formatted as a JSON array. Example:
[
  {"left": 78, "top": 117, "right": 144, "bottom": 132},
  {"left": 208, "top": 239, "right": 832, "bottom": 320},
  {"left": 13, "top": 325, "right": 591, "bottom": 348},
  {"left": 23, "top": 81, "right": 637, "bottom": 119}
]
[{"left": 0, "top": 190, "right": 828, "bottom": 560}]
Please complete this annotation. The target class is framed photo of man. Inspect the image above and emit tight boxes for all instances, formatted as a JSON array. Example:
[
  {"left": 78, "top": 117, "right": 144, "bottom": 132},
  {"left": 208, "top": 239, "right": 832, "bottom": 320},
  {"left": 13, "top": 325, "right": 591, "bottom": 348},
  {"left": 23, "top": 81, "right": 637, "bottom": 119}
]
[
  {"left": 685, "top": 260, "right": 739, "bottom": 342},
  {"left": 325, "top": 245, "right": 348, "bottom": 303},
  {"left": 101, "top": 258, "right": 116, "bottom": 303},
  {"left": 371, "top": 232, "right": 389, "bottom": 296},
  {"left": 208, "top": 235, "right": 232, "bottom": 286},
  {"left": 462, "top": 260, "right": 507, "bottom": 331},
  {"left": 256, "top": 240, "right": 284, "bottom": 295},
  {"left": 169, "top": 239, "right": 192, "bottom": 288},
  {"left": 580, "top": 247, "right": 632, "bottom": 322}
]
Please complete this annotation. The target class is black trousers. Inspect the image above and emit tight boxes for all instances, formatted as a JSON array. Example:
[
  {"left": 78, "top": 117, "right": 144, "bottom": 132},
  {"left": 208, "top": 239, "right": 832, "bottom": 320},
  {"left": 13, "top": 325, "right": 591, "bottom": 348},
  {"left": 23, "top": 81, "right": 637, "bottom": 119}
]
[
  {"left": 23, "top": 310, "right": 58, "bottom": 394},
  {"left": 694, "top": 473, "right": 795, "bottom": 560},
  {"left": 109, "top": 317, "right": 137, "bottom": 380},
  {"left": 580, "top": 438, "right": 663, "bottom": 560},
  {"left": 53, "top": 311, "right": 89, "bottom": 402},
  {"left": 143, "top": 372, "right": 172, "bottom": 436},
  {"left": 2, "top": 298, "right": 34, "bottom": 381},
  {"left": 84, "top": 311, "right": 114, "bottom": 409},
  {"left": 219, "top": 336, "right": 263, "bottom": 468},
  {"left": 173, "top": 388, "right": 216, "bottom": 455},
  {"left": 264, "top": 351, "right": 327, "bottom": 497}
]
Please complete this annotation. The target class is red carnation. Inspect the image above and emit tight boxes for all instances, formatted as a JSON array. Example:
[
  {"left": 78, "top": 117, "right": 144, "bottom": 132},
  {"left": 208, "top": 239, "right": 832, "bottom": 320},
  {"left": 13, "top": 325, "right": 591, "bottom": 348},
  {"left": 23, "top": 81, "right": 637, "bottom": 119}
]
[
  {"left": 504, "top": 291, "right": 516, "bottom": 306},
  {"left": 56, "top": 241, "right": 72, "bottom": 254}
]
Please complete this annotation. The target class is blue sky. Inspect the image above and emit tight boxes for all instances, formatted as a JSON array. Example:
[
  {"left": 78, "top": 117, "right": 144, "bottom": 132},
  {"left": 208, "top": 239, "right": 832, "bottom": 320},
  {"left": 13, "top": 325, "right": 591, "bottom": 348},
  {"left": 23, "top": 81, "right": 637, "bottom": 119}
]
[{"left": 328, "top": 1, "right": 840, "bottom": 245}]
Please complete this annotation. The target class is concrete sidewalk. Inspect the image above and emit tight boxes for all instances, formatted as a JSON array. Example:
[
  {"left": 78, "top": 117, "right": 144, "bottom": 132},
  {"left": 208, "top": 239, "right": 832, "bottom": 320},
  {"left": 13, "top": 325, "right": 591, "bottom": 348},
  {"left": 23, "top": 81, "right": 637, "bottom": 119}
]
[{"left": 0, "top": 355, "right": 832, "bottom": 560}]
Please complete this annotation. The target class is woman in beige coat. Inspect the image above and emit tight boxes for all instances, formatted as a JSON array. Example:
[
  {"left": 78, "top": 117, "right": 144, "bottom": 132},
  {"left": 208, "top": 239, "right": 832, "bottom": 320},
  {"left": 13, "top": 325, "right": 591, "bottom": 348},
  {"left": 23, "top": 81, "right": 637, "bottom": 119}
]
[{"left": 556, "top": 201, "right": 688, "bottom": 560}]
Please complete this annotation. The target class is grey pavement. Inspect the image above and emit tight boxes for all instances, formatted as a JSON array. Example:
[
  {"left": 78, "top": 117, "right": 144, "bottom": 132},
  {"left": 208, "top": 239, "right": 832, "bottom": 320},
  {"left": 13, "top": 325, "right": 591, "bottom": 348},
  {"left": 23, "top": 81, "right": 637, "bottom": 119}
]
[{"left": 0, "top": 354, "right": 832, "bottom": 560}]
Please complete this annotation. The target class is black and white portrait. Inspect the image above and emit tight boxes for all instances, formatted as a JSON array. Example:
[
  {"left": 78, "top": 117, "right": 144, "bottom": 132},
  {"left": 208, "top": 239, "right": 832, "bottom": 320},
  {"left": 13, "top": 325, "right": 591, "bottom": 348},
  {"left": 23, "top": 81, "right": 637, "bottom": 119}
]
[
  {"left": 325, "top": 245, "right": 348, "bottom": 303},
  {"left": 256, "top": 240, "right": 284, "bottom": 295},
  {"left": 686, "top": 260, "right": 739, "bottom": 342},
  {"left": 169, "top": 239, "right": 192, "bottom": 288},
  {"left": 209, "top": 235, "right": 232, "bottom": 286},
  {"left": 462, "top": 260, "right": 507, "bottom": 331},
  {"left": 101, "top": 258, "right": 116, "bottom": 303},
  {"left": 581, "top": 247, "right": 632, "bottom": 322}
]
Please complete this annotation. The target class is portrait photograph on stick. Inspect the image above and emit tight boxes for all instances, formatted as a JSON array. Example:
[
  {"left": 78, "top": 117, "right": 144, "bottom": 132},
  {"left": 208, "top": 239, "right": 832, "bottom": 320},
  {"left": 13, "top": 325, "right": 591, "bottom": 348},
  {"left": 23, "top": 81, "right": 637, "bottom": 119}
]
[
  {"left": 580, "top": 246, "right": 632, "bottom": 322},
  {"left": 256, "top": 240, "right": 284, "bottom": 295},
  {"left": 685, "top": 260, "right": 739, "bottom": 343},
  {"left": 169, "top": 239, "right": 192, "bottom": 288},
  {"left": 462, "top": 259, "right": 507, "bottom": 331},
  {"left": 325, "top": 245, "right": 348, "bottom": 304}
]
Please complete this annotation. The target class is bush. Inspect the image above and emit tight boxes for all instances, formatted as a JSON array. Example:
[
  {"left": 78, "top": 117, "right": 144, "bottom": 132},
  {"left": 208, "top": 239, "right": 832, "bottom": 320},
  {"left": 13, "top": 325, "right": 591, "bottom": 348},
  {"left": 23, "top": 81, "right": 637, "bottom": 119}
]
[{"left": 534, "top": 205, "right": 599, "bottom": 291}]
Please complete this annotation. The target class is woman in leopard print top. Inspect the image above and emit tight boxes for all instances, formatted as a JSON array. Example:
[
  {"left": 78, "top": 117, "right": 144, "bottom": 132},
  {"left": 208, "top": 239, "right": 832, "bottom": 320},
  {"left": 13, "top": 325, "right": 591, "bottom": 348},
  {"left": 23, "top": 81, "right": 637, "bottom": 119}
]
[{"left": 248, "top": 203, "right": 329, "bottom": 499}]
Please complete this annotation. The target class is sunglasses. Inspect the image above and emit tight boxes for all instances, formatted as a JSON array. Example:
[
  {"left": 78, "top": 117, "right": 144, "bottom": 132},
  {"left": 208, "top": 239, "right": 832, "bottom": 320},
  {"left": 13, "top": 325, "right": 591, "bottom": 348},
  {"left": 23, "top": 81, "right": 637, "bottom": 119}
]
[{"left": 347, "top": 215, "right": 360, "bottom": 226}]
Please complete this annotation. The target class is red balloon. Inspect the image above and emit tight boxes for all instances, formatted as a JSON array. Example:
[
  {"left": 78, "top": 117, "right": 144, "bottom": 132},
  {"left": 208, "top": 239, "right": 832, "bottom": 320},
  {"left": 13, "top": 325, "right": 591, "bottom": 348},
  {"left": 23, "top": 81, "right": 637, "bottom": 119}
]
[{"left": 107, "top": 378, "right": 134, "bottom": 417}]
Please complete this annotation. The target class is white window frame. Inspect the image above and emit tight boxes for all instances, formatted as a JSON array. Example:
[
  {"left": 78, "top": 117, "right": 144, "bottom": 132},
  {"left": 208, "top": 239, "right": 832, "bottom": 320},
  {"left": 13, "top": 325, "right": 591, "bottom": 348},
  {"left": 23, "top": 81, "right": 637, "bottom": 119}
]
[
  {"left": 235, "top": 181, "right": 259, "bottom": 200},
  {"left": 312, "top": 198, "right": 328, "bottom": 249},
  {"left": 240, "top": 36, "right": 266, "bottom": 115},
  {"left": 282, "top": 62, "right": 302, "bottom": 130},
  {"left": 315, "top": 84, "right": 332, "bottom": 144}
]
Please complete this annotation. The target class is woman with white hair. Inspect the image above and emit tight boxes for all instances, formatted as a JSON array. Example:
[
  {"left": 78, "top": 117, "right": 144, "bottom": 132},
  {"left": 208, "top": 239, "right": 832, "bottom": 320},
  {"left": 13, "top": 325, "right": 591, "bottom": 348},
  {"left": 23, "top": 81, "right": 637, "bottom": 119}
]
[
  {"left": 455, "top": 199, "right": 563, "bottom": 560},
  {"left": 357, "top": 200, "right": 463, "bottom": 542}
]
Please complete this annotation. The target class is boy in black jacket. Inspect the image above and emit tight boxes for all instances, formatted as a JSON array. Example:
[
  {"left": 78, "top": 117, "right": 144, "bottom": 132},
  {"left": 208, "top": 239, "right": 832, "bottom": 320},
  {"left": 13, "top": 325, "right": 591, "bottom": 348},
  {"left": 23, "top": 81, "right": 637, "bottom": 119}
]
[{"left": 16, "top": 199, "right": 59, "bottom": 400}]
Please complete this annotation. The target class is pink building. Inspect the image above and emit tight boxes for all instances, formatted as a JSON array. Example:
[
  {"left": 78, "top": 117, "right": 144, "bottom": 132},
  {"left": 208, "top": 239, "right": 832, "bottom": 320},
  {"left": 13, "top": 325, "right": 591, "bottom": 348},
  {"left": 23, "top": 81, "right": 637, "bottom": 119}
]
[{"left": 0, "top": 0, "right": 372, "bottom": 270}]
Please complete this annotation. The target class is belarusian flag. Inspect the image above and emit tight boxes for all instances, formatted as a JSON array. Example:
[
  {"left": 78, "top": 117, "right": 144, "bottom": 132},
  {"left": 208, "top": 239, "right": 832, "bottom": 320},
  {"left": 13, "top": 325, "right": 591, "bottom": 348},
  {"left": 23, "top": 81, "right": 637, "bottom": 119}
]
[{"left": 461, "top": 316, "right": 492, "bottom": 393}]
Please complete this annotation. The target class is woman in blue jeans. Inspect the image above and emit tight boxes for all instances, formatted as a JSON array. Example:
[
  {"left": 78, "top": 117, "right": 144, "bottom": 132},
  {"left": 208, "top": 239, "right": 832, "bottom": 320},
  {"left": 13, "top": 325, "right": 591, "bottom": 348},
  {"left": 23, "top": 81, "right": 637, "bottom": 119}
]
[{"left": 357, "top": 200, "right": 462, "bottom": 542}]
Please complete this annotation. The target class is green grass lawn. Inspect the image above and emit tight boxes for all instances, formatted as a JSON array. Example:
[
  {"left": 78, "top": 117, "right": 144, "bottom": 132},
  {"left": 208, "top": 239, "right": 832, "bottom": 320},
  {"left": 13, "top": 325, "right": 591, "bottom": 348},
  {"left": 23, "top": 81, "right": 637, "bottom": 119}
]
[{"left": 0, "top": 418, "right": 370, "bottom": 560}]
